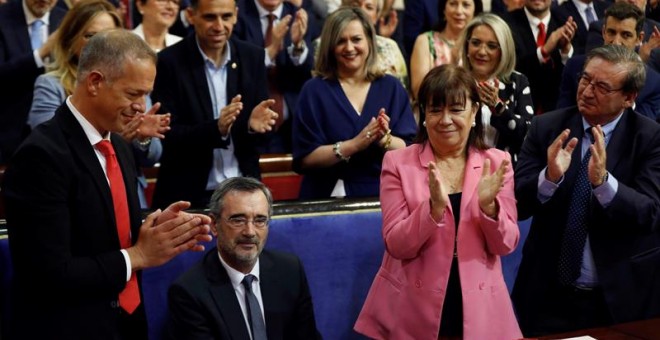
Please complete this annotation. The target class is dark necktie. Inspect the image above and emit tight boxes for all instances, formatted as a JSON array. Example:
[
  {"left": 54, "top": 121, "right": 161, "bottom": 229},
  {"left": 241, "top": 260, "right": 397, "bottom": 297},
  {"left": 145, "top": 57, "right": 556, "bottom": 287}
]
[
  {"left": 96, "top": 140, "right": 141, "bottom": 314},
  {"left": 242, "top": 274, "right": 267, "bottom": 340},
  {"left": 536, "top": 22, "right": 546, "bottom": 48},
  {"left": 30, "top": 20, "right": 44, "bottom": 50},
  {"left": 557, "top": 129, "right": 594, "bottom": 285},
  {"left": 264, "top": 13, "right": 285, "bottom": 130},
  {"left": 585, "top": 7, "right": 596, "bottom": 25}
]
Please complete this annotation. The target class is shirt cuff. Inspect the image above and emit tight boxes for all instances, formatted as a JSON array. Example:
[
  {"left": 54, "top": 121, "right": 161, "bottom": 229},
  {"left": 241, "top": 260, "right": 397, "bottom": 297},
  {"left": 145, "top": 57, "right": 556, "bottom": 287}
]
[
  {"left": 264, "top": 48, "right": 275, "bottom": 67},
  {"left": 593, "top": 172, "right": 618, "bottom": 208},
  {"left": 538, "top": 167, "right": 562, "bottom": 203},
  {"left": 120, "top": 249, "right": 132, "bottom": 282},
  {"left": 287, "top": 44, "right": 308, "bottom": 65},
  {"left": 33, "top": 49, "right": 44, "bottom": 68},
  {"left": 561, "top": 46, "right": 573, "bottom": 64}
]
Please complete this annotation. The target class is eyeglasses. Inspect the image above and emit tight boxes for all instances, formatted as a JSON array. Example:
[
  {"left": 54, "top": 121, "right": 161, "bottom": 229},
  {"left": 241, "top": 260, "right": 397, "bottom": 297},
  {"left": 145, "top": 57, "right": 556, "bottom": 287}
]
[
  {"left": 155, "top": 0, "right": 180, "bottom": 5},
  {"left": 578, "top": 72, "right": 623, "bottom": 96},
  {"left": 223, "top": 216, "right": 269, "bottom": 229},
  {"left": 468, "top": 38, "right": 500, "bottom": 52}
]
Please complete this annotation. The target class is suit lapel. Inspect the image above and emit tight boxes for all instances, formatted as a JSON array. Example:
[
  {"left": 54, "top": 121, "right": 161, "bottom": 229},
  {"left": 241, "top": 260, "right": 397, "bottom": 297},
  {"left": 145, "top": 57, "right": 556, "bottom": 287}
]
[
  {"left": 227, "top": 40, "right": 239, "bottom": 99},
  {"left": 564, "top": 111, "right": 585, "bottom": 186},
  {"left": 206, "top": 251, "right": 252, "bottom": 340},
  {"left": 243, "top": 1, "right": 266, "bottom": 46},
  {"left": 8, "top": 3, "right": 31, "bottom": 54},
  {"left": 462, "top": 149, "right": 483, "bottom": 214},
  {"left": 185, "top": 37, "right": 216, "bottom": 121},
  {"left": 604, "top": 109, "right": 631, "bottom": 173},
  {"left": 258, "top": 251, "right": 280, "bottom": 340}
]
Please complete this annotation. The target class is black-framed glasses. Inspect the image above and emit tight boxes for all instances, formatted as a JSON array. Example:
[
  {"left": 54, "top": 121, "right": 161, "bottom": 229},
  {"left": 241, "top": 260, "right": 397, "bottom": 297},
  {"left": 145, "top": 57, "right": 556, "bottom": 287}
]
[
  {"left": 468, "top": 38, "right": 500, "bottom": 52},
  {"left": 578, "top": 72, "right": 623, "bottom": 96},
  {"left": 223, "top": 216, "right": 269, "bottom": 229}
]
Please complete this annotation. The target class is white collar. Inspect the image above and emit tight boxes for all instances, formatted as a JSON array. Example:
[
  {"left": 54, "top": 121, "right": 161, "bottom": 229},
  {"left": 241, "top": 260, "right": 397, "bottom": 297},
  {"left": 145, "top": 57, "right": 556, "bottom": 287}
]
[
  {"left": 65, "top": 96, "right": 107, "bottom": 146},
  {"left": 254, "top": 0, "right": 284, "bottom": 19},
  {"left": 524, "top": 6, "right": 551, "bottom": 28},
  {"left": 218, "top": 251, "right": 261, "bottom": 288}
]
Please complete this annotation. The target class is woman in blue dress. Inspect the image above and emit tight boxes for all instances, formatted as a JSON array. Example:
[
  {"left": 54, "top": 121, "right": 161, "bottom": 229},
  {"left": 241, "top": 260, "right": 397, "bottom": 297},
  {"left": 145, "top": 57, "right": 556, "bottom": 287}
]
[{"left": 293, "top": 7, "right": 417, "bottom": 199}]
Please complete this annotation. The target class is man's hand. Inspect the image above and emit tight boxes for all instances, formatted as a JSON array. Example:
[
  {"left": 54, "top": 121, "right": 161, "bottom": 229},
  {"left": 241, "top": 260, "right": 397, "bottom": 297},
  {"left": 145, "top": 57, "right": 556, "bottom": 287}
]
[
  {"left": 218, "top": 95, "right": 243, "bottom": 136},
  {"left": 639, "top": 26, "right": 660, "bottom": 62},
  {"left": 266, "top": 15, "right": 291, "bottom": 60},
  {"left": 546, "top": 129, "right": 578, "bottom": 183},
  {"left": 588, "top": 125, "right": 608, "bottom": 186},
  {"left": 127, "top": 203, "right": 212, "bottom": 271},
  {"left": 249, "top": 99, "right": 277, "bottom": 133},
  {"left": 136, "top": 102, "right": 171, "bottom": 140},
  {"left": 377, "top": 9, "right": 398, "bottom": 38},
  {"left": 290, "top": 8, "right": 308, "bottom": 47}
]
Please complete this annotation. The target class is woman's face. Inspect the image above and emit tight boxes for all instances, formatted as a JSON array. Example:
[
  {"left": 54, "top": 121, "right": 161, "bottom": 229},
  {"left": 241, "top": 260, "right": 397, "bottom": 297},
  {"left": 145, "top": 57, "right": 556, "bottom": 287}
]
[
  {"left": 334, "top": 20, "right": 370, "bottom": 76},
  {"left": 356, "top": 0, "right": 378, "bottom": 25},
  {"left": 425, "top": 95, "right": 478, "bottom": 154},
  {"left": 73, "top": 12, "right": 118, "bottom": 58},
  {"left": 444, "top": 0, "right": 475, "bottom": 32},
  {"left": 137, "top": 0, "right": 180, "bottom": 29},
  {"left": 467, "top": 24, "right": 501, "bottom": 80}
]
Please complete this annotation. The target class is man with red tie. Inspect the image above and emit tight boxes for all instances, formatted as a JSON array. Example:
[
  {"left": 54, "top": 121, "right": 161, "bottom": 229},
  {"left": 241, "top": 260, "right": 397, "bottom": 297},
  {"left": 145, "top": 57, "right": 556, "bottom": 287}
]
[{"left": 2, "top": 29, "right": 212, "bottom": 340}]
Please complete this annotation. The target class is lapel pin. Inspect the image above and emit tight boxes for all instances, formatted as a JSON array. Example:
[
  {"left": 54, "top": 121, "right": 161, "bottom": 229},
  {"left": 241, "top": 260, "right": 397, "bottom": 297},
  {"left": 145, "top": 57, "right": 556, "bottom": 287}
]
[{"left": 231, "top": 62, "right": 237, "bottom": 69}]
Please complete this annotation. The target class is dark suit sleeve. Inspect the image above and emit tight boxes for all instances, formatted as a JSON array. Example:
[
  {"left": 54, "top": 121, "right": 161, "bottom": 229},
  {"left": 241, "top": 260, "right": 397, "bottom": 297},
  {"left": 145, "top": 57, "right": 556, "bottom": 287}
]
[
  {"left": 556, "top": 57, "right": 580, "bottom": 109},
  {"left": 514, "top": 116, "right": 547, "bottom": 220},
  {"left": 166, "top": 283, "right": 218, "bottom": 340},
  {"left": 585, "top": 21, "right": 604, "bottom": 53},
  {"left": 3, "top": 142, "right": 128, "bottom": 298}
]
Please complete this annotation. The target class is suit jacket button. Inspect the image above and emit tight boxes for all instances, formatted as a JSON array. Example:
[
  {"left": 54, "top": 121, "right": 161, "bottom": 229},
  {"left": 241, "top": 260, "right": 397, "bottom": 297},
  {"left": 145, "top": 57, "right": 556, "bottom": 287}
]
[{"left": 415, "top": 280, "right": 422, "bottom": 288}]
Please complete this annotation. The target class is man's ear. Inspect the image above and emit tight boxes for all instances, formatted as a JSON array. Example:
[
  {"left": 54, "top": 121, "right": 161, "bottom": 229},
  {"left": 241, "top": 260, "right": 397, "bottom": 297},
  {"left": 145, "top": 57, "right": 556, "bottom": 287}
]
[
  {"left": 87, "top": 70, "right": 104, "bottom": 96},
  {"left": 623, "top": 91, "right": 638, "bottom": 109},
  {"left": 209, "top": 214, "right": 219, "bottom": 237}
]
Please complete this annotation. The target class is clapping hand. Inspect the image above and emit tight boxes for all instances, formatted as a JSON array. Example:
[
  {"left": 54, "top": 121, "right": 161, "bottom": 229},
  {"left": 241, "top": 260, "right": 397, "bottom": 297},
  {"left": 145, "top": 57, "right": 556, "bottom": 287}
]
[
  {"left": 249, "top": 99, "right": 278, "bottom": 133},
  {"left": 136, "top": 102, "right": 171, "bottom": 140},
  {"left": 478, "top": 158, "right": 509, "bottom": 218},
  {"left": 290, "top": 8, "right": 308, "bottom": 47},
  {"left": 587, "top": 125, "right": 607, "bottom": 187},
  {"left": 218, "top": 95, "right": 243, "bottom": 136},
  {"left": 428, "top": 161, "right": 449, "bottom": 221},
  {"left": 377, "top": 9, "right": 398, "bottom": 38},
  {"left": 477, "top": 80, "right": 500, "bottom": 109},
  {"left": 546, "top": 129, "right": 578, "bottom": 183}
]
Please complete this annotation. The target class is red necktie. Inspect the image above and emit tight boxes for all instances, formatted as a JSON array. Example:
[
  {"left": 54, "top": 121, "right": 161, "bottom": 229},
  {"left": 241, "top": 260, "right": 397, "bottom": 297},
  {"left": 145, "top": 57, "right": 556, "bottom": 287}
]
[
  {"left": 264, "top": 13, "right": 285, "bottom": 130},
  {"left": 537, "top": 22, "right": 546, "bottom": 48},
  {"left": 96, "top": 140, "right": 140, "bottom": 314}
]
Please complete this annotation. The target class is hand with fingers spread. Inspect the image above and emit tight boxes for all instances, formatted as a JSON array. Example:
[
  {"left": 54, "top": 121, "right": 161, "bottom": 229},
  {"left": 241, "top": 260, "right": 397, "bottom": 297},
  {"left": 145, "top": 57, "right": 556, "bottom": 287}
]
[
  {"left": 428, "top": 161, "right": 449, "bottom": 221},
  {"left": 127, "top": 202, "right": 213, "bottom": 270},
  {"left": 218, "top": 95, "right": 243, "bottom": 136},
  {"left": 136, "top": 102, "right": 171, "bottom": 140},
  {"left": 478, "top": 158, "right": 509, "bottom": 218},
  {"left": 588, "top": 125, "right": 608, "bottom": 186},
  {"left": 290, "top": 8, "right": 308, "bottom": 47},
  {"left": 546, "top": 128, "right": 578, "bottom": 183},
  {"left": 249, "top": 99, "right": 277, "bottom": 133},
  {"left": 639, "top": 26, "right": 660, "bottom": 62},
  {"left": 119, "top": 115, "right": 142, "bottom": 142},
  {"left": 477, "top": 81, "right": 500, "bottom": 109}
]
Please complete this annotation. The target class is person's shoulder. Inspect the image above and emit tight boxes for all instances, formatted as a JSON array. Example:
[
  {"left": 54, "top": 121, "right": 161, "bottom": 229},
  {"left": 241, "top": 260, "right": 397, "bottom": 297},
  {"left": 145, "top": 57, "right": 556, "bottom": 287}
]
[
  {"left": 261, "top": 249, "right": 305, "bottom": 273},
  {"left": 385, "top": 143, "right": 423, "bottom": 162},
  {"left": 479, "top": 147, "right": 510, "bottom": 162},
  {"left": 170, "top": 259, "right": 208, "bottom": 291},
  {"left": 625, "top": 109, "right": 660, "bottom": 135},
  {"left": 158, "top": 35, "right": 192, "bottom": 60},
  {"left": 231, "top": 38, "right": 264, "bottom": 55}
]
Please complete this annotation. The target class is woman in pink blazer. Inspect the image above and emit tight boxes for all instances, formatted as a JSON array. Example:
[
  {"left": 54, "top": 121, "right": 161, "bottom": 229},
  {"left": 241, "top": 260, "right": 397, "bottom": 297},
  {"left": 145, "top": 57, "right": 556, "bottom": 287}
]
[{"left": 354, "top": 64, "right": 522, "bottom": 339}]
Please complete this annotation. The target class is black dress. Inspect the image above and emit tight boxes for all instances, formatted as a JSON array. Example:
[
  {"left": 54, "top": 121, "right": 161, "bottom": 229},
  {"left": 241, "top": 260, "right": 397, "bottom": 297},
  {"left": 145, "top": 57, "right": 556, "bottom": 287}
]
[{"left": 439, "top": 192, "right": 463, "bottom": 337}]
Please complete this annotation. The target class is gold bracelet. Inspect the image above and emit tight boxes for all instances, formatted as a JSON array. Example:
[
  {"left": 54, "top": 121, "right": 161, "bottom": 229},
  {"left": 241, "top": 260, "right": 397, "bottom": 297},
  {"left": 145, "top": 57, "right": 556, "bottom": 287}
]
[{"left": 382, "top": 132, "right": 392, "bottom": 150}]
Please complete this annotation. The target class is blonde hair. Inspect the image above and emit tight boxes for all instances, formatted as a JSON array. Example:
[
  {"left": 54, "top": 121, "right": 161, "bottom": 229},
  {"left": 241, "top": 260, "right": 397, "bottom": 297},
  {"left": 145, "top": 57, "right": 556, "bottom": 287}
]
[
  {"left": 48, "top": 0, "right": 121, "bottom": 95},
  {"left": 313, "top": 7, "right": 384, "bottom": 81}
]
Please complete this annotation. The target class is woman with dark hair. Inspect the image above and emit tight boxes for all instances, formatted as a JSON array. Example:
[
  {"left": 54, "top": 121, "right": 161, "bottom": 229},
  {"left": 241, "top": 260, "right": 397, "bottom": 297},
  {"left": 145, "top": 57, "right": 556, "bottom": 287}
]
[
  {"left": 410, "top": 0, "right": 483, "bottom": 99},
  {"left": 292, "top": 7, "right": 416, "bottom": 199},
  {"left": 355, "top": 64, "right": 521, "bottom": 339},
  {"left": 133, "top": 0, "right": 182, "bottom": 52}
]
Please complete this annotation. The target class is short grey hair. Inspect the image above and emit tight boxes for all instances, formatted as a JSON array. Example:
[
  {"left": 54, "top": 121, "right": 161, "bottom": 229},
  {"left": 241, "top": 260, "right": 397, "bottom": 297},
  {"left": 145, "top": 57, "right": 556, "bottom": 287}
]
[
  {"left": 208, "top": 177, "right": 274, "bottom": 218},
  {"left": 459, "top": 13, "right": 516, "bottom": 82},
  {"left": 585, "top": 44, "right": 646, "bottom": 94},
  {"left": 77, "top": 29, "right": 157, "bottom": 84}
]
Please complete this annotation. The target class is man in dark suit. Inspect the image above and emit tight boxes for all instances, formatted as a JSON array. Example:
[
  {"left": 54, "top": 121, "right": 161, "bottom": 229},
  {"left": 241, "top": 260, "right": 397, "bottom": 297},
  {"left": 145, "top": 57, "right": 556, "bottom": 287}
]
[
  {"left": 513, "top": 44, "right": 660, "bottom": 337},
  {"left": 233, "top": 0, "right": 315, "bottom": 153},
  {"left": 2, "top": 30, "right": 212, "bottom": 340},
  {"left": 167, "top": 177, "right": 321, "bottom": 340},
  {"left": 506, "top": 0, "right": 578, "bottom": 114},
  {"left": 0, "top": 0, "right": 65, "bottom": 163},
  {"left": 151, "top": 0, "right": 277, "bottom": 209},
  {"left": 557, "top": 1, "right": 660, "bottom": 120},
  {"left": 555, "top": 0, "right": 608, "bottom": 54}
]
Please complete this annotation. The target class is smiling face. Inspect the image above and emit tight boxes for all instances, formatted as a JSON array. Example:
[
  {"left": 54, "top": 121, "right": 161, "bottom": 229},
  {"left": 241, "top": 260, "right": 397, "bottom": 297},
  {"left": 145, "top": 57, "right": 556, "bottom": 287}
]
[
  {"left": 577, "top": 57, "right": 636, "bottom": 125},
  {"left": 212, "top": 190, "right": 270, "bottom": 273},
  {"left": 444, "top": 0, "right": 475, "bottom": 33},
  {"left": 137, "top": 0, "right": 180, "bottom": 29},
  {"left": 425, "top": 96, "right": 478, "bottom": 155},
  {"left": 186, "top": 0, "right": 237, "bottom": 60},
  {"left": 334, "top": 19, "right": 370, "bottom": 77},
  {"left": 72, "top": 12, "right": 119, "bottom": 58},
  {"left": 89, "top": 58, "right": 155, "bottom": 135},
  {"left": 467, "top": 24, "right": 501, "bottom": 81}
]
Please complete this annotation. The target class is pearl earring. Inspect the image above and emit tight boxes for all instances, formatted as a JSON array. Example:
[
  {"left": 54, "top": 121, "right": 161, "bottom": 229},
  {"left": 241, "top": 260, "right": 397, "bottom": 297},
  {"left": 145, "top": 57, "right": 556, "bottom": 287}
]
[
  {"left": 422, "top": 121, "right": 427, "bottom": 127},
  {"left": 471, "top": 121, "right": 476, "bottom": 127}
]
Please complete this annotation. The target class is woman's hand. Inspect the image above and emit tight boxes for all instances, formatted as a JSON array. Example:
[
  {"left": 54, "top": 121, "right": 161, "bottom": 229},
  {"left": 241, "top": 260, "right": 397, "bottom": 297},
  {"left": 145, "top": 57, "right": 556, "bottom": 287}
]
[
  {"left": 476, "top": 81, "right": 500, "bottom": 109},
  {"left": 376, "top": 108, "right": 391, "bottom": 145},
  {"left": 428, "top": 162, "right": 449, "bottom": 221},
  {"left": 478, "top": 158, "right": 509, "bottom": 218}
]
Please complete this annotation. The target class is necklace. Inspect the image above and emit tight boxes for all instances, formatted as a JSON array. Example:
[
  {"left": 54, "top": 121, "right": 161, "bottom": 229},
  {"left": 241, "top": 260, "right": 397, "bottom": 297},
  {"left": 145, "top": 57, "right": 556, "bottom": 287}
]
[{"left": 439, "top": 34, "right": 456, "bottom": 48}]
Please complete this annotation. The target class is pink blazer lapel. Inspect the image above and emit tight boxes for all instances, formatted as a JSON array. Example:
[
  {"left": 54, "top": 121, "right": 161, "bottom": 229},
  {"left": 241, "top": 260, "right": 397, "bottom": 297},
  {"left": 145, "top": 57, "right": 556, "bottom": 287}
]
[{"left": 462, "top": 148, "right": 484, "bottom": 211}]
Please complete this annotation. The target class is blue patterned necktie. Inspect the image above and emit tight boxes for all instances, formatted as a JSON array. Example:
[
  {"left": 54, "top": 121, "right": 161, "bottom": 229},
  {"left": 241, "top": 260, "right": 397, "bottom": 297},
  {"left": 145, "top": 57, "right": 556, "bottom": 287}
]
[
  {"left": 242, "top": 275, "right": 267, "bottom": 340},
  {"left": 30, "top": 19, "right": 44, "bottom": 50},
  {"left": 558, "top": 128, "right": 593, "bottom": 285},
  {"left": 585, "top": 6, "right": 596, "bottom": 25}
]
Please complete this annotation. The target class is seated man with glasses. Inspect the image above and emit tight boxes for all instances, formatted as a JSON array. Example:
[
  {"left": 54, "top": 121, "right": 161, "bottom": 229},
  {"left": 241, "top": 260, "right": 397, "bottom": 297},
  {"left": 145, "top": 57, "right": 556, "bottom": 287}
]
[
  {"left": 166, "top": 177, "right": 322, "bottom": 340},
  {"left": 557, "top": 1, "right": 660, "bottom": 121},
  {"left": 512, "top": 44, "right": 660, "bottom": 336}
]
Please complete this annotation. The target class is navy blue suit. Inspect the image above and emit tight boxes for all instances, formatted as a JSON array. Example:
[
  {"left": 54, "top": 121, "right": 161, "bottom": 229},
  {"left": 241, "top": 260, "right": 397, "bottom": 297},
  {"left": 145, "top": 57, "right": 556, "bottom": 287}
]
[
  {"left": 557, "top": 54, "right": 660, "bottom": 120},
  {"left": 151, "top": 36, "right": 268, "bottom": 209},
  {"left": 0, "top": 0, "right": 65, "bottom": 163},
  {"left": 554, "top": 0, "right": 608, "bottom": 55},
  {"left": 233, "top": 0, "right": 315, "bottom": 153},
  {"left": 513, "top": 107, "right": 660, "bottom": 335},
  {"left": 402, "top": 0, "right": 438, "bottom": 57}
]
